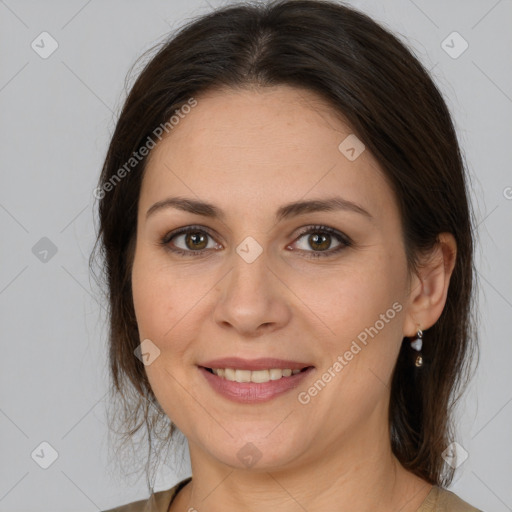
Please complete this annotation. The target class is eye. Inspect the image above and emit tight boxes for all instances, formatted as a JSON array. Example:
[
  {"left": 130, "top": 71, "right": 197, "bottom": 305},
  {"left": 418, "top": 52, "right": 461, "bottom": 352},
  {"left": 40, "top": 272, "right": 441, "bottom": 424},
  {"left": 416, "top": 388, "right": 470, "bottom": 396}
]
[
  {"left": 289, "top": 225, "right": 352, "bottom": 258},
  {"left": 160, "top": 224, "right": 352, "bottom": 258},
  {"left": 160, "top": 226, "right": 222, "bottom": 256}
]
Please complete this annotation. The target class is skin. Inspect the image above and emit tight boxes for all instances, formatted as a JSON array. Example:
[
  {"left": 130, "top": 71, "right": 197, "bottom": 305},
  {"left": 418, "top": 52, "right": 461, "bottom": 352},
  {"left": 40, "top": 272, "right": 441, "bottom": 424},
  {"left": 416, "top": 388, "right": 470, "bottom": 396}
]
[{"left": 131, "top": 85, "right": 457, "bottom": 512}]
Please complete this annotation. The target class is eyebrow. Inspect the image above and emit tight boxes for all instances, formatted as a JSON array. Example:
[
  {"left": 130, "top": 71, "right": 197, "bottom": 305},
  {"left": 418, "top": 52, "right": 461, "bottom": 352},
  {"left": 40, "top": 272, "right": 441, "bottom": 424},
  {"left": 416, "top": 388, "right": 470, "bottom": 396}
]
[{"left": 145, "top": 196, "right": 373, "bottom": 222}]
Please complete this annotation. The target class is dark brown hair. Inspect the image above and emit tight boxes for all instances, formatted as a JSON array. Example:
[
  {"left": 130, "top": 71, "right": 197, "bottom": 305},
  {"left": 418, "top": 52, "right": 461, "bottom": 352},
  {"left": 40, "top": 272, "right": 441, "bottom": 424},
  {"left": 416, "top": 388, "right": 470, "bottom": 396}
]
[{"left": 90, "top": 0, "right": 478, "bottom": 489}]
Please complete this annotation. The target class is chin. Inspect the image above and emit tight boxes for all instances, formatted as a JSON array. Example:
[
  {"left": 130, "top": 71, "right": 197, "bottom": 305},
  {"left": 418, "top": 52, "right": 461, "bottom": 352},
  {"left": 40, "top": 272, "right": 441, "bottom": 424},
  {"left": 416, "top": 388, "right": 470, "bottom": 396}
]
[{"left": 196, "top": 426, "right": 310, "bottom": 471}]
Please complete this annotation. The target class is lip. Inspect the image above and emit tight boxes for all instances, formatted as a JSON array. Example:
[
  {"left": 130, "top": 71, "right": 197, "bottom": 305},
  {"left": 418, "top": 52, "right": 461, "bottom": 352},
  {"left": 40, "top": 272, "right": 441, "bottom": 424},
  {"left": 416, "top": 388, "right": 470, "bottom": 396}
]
[
  {"left": 198, "top": 362, "right": 315, "bottom": 404},
  {"left": 199, "top": 357, "right": 313, "bottom": 371}
]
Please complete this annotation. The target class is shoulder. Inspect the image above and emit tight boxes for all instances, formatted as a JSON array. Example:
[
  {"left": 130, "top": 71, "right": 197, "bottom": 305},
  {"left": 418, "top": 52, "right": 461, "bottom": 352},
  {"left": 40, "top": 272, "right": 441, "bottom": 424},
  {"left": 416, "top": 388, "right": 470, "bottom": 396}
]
[
  {"left": 101, "top": 477, "right": 192, "bottom": 512},
  {"left": 101, "top": 489, "right": 174, "bottom": 512},
  {"left": 418, "top": 485, "right": 482, "bottom": 512}
]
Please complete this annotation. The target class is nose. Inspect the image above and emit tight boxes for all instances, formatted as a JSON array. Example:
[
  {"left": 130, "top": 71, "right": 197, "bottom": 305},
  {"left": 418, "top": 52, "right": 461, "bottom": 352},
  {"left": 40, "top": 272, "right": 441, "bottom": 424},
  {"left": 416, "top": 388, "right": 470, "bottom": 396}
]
[{"left": 212, "top": 246, "right": 292, "bottom": 337}]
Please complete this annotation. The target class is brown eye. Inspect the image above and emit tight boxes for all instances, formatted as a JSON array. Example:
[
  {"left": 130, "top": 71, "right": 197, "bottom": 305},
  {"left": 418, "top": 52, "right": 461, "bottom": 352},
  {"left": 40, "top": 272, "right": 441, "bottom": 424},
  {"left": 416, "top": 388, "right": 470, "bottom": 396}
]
[
  {"left": 290, "top": 225, "right": 352, "bottom": 258},
  {"left": 307, "top": 232, "right": 332, "bottom": 251},
  {"left": 184, "top": 231, "right": 208, "bottom": 250},
  {"left": 162, "top": 226, "right": 221, "bottom": 255}
]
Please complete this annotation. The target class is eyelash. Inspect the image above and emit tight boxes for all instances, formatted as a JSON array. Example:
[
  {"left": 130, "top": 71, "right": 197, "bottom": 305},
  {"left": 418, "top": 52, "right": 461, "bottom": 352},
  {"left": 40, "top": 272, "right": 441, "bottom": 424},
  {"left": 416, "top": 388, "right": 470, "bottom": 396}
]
[{"left": 160, "top": 224, "right": 353, "bottom": 259}]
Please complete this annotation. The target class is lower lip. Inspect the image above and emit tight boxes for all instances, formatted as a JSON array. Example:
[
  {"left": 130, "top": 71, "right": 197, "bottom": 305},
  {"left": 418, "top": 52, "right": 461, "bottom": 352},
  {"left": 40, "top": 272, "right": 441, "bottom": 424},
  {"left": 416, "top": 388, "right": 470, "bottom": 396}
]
[{"left": 199, "top": 366, "right": 314, "bottom": 403}]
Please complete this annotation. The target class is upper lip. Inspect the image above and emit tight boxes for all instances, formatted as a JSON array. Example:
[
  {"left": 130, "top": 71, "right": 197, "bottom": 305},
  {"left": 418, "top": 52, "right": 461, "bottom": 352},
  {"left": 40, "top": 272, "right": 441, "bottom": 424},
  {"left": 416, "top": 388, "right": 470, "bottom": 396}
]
[{"left": 199, "top": 357, "right": 314, "bottom": 371}]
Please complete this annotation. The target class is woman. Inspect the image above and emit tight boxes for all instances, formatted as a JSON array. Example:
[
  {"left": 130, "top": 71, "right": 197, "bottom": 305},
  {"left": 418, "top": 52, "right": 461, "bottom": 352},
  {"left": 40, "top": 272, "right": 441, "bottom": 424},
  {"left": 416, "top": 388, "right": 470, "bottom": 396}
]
[{"left": 92, "top": 1, "right": 481, "bottom": 510}]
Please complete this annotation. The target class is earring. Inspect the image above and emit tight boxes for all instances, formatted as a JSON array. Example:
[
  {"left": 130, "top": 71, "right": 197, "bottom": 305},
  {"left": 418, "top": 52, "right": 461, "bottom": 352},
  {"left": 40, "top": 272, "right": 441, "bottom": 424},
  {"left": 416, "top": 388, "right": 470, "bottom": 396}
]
[{"left": 410, "top": 328, "right": 423, "bottom": 367}]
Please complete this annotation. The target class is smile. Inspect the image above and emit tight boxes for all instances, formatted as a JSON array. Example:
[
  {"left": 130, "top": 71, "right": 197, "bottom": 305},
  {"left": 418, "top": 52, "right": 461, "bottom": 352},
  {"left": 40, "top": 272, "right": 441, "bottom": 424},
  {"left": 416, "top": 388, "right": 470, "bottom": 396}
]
[
  {"left": 206, "top": 367, "right": 305, "bottom": 383},
  {"left": 198, "top": 365, "right": 315, "bottom": 403}
]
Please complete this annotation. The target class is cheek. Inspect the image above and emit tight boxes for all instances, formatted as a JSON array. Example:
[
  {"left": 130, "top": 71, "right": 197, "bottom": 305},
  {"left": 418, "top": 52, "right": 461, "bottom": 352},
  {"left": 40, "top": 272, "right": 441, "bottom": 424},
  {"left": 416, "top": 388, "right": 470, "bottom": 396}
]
[
  {"left": 131, "top": 246, "right": 216, "bottom": 354},
  {"left": 302, "top": 252, "right": 407, "bottom": 368},
  {"left": 131, "top": 247, "right": 182, "bottom": 343},
  {"left": 313, "top": 265, "right": 400, "bottom": 324},
  {"left": 130, "top": 250, "right": 198, "bottom": 419}
]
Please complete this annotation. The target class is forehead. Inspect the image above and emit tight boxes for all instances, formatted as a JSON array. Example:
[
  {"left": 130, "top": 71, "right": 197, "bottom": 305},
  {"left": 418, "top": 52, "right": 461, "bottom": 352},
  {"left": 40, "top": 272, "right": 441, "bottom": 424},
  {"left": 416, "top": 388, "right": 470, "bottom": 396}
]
[{"left": 141, "top": 86, "right": 393, "bottom": 217}]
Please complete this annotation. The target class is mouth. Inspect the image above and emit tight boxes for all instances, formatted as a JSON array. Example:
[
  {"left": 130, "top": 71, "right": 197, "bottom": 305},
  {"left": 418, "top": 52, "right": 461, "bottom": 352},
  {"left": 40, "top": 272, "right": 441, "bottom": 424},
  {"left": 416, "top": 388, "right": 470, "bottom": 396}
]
[
  {"left": 197, "top": 358, "right": 315, "bottom": 403},
  {"left": 200, "top": 366, "right": 312, "bottom": 383}
]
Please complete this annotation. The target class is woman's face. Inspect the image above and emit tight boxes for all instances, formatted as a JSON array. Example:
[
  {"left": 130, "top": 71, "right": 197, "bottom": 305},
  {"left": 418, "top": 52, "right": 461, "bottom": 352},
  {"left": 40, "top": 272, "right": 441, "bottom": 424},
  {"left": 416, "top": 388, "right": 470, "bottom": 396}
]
[{"left": 131, "top": 85, "right": 415, "bottom": 470}]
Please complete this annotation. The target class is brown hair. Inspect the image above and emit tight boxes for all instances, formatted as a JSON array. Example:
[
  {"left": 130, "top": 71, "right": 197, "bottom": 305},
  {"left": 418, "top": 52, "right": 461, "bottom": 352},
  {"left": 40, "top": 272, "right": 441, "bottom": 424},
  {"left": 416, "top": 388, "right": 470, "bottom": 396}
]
[{"left": 90, "top": 0, "right": 478, "bottom": 489}]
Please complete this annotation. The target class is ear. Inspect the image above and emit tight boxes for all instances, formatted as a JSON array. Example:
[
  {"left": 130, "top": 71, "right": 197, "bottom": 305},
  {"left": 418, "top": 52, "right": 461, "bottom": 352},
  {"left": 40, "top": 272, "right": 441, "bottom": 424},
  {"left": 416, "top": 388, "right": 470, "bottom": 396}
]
[{"left": 403, "top": 233, "right": 457, "bottom": 336}]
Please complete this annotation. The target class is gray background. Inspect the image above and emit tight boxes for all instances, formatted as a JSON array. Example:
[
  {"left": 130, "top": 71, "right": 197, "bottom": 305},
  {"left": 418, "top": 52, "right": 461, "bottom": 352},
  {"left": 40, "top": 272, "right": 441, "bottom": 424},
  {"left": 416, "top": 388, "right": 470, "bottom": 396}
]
[{"left": 1, "top": 0, "right": 511, "bottom": 510}]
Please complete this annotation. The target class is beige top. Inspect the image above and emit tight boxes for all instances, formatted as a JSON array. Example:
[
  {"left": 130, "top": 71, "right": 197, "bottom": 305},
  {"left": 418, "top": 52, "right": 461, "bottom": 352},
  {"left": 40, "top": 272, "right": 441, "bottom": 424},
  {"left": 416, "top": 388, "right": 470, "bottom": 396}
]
[{"left": 102, "top": 477, "right": 482, "bottom": 512}]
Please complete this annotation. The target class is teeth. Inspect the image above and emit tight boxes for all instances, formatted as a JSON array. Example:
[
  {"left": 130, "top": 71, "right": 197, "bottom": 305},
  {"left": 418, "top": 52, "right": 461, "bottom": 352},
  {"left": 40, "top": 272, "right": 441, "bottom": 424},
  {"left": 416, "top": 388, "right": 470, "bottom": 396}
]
[
  {"left": 212, "top": 368, "right": 303, "bottom": 383},
  {"left": 235, "top": 369, "right": 251, "bottom": 383}
]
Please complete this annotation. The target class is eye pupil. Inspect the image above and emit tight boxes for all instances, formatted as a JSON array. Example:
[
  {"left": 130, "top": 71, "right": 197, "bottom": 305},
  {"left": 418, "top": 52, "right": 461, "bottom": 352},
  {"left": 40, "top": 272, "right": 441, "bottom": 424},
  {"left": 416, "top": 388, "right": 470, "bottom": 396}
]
[
  {"left": 186, "top": 232, "right": 208, "bottom": 250},
  {"left": 309, "top": 233, "right": 330, "bottom": 251}
]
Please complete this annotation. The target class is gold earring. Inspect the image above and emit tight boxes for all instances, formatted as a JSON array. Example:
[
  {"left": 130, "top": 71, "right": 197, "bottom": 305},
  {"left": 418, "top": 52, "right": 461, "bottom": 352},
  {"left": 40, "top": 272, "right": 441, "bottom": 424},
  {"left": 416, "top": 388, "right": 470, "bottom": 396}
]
[{"left": 410, "top": 328, "right": 423, "bottom": 367}]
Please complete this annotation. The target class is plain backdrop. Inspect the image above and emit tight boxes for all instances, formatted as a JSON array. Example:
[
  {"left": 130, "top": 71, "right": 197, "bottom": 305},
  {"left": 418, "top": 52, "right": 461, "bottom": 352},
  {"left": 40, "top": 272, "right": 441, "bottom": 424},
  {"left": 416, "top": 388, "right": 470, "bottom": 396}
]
[{"left": 0, "top": 1, "right": 511, "bottom": 511}]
